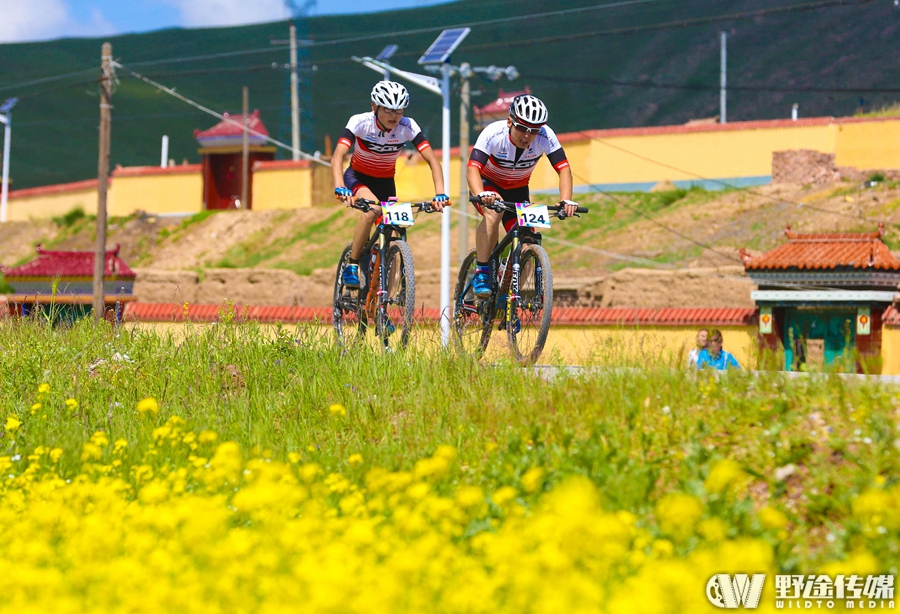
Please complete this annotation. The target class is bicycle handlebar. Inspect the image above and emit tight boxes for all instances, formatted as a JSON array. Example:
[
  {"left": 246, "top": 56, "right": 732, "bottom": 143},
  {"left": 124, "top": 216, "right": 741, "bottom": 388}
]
[
  {"left": 353, "top": 198, "right": 441, "bottom": 214},
  {"left": 468, "top": 196, "right": 589, "bottom": 218}
]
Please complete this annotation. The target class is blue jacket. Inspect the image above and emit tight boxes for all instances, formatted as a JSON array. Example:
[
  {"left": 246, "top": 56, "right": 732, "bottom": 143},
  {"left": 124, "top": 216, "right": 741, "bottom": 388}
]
[{"left": 695, "top": 348, "right": 741, "bottom": 370}]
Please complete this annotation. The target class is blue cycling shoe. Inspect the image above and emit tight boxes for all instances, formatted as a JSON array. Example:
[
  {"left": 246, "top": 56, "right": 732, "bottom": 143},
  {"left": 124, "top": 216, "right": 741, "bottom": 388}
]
[
  {"left": 342, "top": 264, "right": 361, "bottom": 289},
  {"left": 382, "top": 318, "right": 395, "bottom": 337},
  {"left": 472, "top": 272, "right": 492, "bottom": 298}
]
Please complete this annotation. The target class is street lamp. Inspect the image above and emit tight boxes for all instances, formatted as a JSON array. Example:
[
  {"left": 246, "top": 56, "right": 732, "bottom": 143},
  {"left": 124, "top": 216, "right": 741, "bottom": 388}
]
[
  {"left": 0, "top": 97, "right": 18, "bottom": 224},
  {"left": 352, "top": 27, "right": 470, "bottom": 347}
]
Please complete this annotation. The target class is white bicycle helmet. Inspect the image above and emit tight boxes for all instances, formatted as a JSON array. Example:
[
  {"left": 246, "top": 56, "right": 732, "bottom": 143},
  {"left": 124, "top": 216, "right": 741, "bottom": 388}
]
[
  {"left": 509, "top": 94, "right": 548, "bottom": 127},
  {"left": 371, "top": 81, "right": 410, "bottom": 110}
]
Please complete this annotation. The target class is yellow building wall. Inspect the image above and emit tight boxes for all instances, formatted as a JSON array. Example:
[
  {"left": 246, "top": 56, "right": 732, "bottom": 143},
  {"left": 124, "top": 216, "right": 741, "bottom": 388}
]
[
  {"left": 7, "top": 187, "right": 99, "bottom": 221},
  {"left": 252, "top": 166, "right": 314, "bottom": 210},
  {"left": 835, "top": 120, "right": 900, "bottom": 170},
  {"left": 540, "top": 325, "right": 756, "bottom": 367},
  {"left": 109, "top": 171, "right": 203, "bottom": 217},
  {"left": 587, "top": 125, "right": 836, "bottom": 184},
  {"left": 880, "top": 326, "right": 900, "bottom": 375}
]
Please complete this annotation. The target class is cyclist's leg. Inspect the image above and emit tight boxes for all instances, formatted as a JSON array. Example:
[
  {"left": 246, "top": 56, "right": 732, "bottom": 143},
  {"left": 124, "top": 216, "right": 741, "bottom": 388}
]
[
  {"left": 473, "top": 181, "right": 511, "bottom": 262},
  {"left": 349, "top": 186, "right": 380, "bottom": 260},
  {"left": 347, "top": 170, "right": 395, "bottom": 260}
]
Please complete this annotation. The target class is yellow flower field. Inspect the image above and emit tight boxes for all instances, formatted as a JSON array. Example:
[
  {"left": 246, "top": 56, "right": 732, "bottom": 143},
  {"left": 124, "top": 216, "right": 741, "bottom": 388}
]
[{"left": 0, "top": 320, "right": 896, "bottom": 612}]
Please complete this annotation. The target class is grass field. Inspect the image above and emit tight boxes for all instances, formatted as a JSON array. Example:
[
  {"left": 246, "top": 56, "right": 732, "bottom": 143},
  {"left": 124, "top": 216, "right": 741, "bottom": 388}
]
[{"left": 0, "top": 314, "right": 897, "bottom": 612}]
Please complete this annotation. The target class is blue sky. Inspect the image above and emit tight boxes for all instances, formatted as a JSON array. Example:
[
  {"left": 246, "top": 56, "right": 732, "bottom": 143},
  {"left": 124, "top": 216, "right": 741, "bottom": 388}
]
[{"left": 0, "top": 0, "right": 454, "bottom": 43}]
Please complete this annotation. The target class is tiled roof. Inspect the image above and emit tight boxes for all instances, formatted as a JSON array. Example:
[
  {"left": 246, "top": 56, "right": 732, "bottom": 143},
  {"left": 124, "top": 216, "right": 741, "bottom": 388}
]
[
  {"left": 2, "top": 245, "right": 136, "bottom": 279},
  {"left": 113, "top": 164, "right": 201, "bottom": 177},
  {"left": 8, "top": 178, "right": 99, "bottom": 201},
  {"left": 883, "top": 305, "right": 900, "bottom": 325},
  {"left": 253, "top": 160, "right": 312, "bottom": 172},
  {"left": 741, "top": 226, "right": 900, "bottom": 271},
  {"left": 558, "top": 115, "right": 900, "bottom": 141},
  {"left": 124, "top": 303, "right": 756, "bottom": 326},
  {"left": 473, "top": 88, "right": 531, "bottom": 117},
  {"left": 549, "top": 307, "right": 756, "bottom": 326},
  {"left": 194, "top": 111, "right": 269, "bottom": 145}
]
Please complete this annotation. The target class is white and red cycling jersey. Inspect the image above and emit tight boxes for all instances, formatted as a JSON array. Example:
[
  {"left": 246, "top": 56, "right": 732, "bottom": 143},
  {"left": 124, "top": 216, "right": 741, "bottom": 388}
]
[
  {"left": 338, "top": 113, "right": 431, "bottom": 178},
  {"left": 468, "top": 120, "right": 569, "bottom": 190}
]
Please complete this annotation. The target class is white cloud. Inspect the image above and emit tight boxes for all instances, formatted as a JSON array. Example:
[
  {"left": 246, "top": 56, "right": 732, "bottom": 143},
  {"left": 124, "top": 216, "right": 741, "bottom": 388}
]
[
  {"left": 0, "top": 0, "right": 116, "bottom": 43},
  {"left": 0, "top": 0, "right": 69, "bottom": 43},
  {"left": 164, "top": 0, "right": 290, "bottom": 28}
]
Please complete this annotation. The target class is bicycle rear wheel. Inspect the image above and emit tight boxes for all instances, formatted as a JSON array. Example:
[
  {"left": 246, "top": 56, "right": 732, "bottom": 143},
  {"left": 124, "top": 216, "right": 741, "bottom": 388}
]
[
  {"left": 453, "top": 249, "right": 493, "bottom": 358},
  {"left": 377, "top": 240, "right": 416, "bottom": 350},
  {"left": 333, "top": 243, "right": 368, "bottom": 343},
  {"left": 508, "top": 244, "right": 552, "bottom": 364}
]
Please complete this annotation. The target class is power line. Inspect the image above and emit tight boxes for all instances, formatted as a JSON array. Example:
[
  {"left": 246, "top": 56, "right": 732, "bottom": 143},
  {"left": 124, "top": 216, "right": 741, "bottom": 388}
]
[
  {"left": 456, "top": 197, "right": 856, "bottom": 293},
  {"left": 304, "top": 0, "right": 657, "bottom": 47},
  {"left": 115, "top": 62, "right": 330, "bottom": 167},
  {"left": 461, "top": 0, "right": 875, "bottom": 53},
  {"left": 581, "top": 131, "right": 890, "bottom": 225},
  {"left": 524, "top": 73, "right": 900, "bottom": 95},
  {"left": 0, "top": 67, "right": 97, "bottom": 94}
]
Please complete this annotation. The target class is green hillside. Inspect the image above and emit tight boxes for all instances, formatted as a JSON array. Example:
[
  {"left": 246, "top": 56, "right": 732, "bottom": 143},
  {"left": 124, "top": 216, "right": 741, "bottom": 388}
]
[{"left": 0, "top": 0, "right": 897, "bottom": 189}]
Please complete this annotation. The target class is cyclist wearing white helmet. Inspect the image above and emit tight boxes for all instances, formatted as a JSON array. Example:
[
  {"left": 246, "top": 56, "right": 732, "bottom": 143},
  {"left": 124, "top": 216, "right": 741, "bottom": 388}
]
[
  {"left": 466, "top": 93, "right": 575, "bottom": 297},
  {"left": 332, "top": 81, "right": 449, "bottom": 289}
]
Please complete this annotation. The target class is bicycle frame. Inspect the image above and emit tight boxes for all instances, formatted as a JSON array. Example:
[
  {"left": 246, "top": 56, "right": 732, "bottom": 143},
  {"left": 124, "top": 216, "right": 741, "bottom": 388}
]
[
  {"left": 360, "top": 220, "right": 409, "bottom": 318},
  {"left": 460, "top": 224, "right": 544, "bottom": 325}
]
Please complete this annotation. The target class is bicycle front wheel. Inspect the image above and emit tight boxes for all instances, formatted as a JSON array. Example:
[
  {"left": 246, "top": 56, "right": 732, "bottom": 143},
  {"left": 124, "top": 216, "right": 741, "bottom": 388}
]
[
  {"left": 333, "top": 243, "right": 368, "bottom": 344},
  {"left": 377, "top": 240, "right": 416, "bottom": 350},
  {"left": 508, "top": 244, "right": 553, "bottom": 364},
  {"left": 452, "top": 249, "right": 493, "bottom": 358}
]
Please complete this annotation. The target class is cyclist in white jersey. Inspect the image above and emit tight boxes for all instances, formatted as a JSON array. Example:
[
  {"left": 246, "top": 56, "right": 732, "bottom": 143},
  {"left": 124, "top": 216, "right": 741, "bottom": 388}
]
[
  {"left": 332, "top": 81, "right": 449, "bottom": 288},
  {"left": 466, "top": 94, "right": 576, "bottom": 296}
]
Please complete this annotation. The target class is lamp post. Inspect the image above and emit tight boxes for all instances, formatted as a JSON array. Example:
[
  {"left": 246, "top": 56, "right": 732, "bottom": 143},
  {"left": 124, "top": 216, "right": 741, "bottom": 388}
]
[{"left": 0, "top": 97, "right": 18, "bottom": 224}]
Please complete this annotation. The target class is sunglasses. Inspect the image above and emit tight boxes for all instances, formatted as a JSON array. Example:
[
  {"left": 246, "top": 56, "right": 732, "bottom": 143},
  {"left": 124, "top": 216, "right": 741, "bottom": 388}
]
[
  {"left": 380, "top": 107, "right": 405, "bottom": 117},
  {"left": 510, "top": 120, "right": 541, "bottom": 135}
]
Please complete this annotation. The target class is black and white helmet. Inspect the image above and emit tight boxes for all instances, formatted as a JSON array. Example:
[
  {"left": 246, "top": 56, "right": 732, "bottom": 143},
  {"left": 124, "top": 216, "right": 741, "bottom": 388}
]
[
  {"left": 509, "top": 94, "right": 548, "bottom": 127},
  {"left": 371, "top": 81, "right": 409, "bottom": 110}
]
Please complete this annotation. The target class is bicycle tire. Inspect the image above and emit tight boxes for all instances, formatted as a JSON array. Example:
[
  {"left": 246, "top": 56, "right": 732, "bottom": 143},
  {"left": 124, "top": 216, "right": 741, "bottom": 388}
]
[
  {"left": 452, "top": 249, "right": 493, "bottom": 358},
  {"left": 377, "top": 240, "right": 416, "bottom": 350},
  {"left": 333, "top": 243, "right": 368, "bottom": 343},
  {"left": 508, "top": 244, "right": 553, "bottom": 364}
]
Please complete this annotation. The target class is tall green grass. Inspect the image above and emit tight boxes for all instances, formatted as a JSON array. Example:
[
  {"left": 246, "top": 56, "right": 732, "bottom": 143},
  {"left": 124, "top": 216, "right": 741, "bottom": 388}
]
[{"left": 0, "top": 315, "right": 897, "bottom": 570}]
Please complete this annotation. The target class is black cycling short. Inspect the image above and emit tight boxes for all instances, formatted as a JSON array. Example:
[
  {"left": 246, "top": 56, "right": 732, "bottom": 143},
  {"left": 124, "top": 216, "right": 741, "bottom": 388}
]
[
  {"left": 471, "top": 183, "right": 531, "bottom": 233},
  {"left": 343, "top": 167, "right": 396, "bottom": 203}
]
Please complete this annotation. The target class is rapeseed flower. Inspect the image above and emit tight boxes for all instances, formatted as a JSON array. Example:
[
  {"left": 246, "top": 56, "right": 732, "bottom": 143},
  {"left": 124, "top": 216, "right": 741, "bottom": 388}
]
[
  {"left": 704, "top": 459, "right": 746, "bottom": 495},
  {"left": 329, "top": 404, "right": 347, "bottom": 416},
  {"left": 348, "top": 454, "right": 363, "bottom": 465},
  {"left": 136, "top": 397, "right": 159, "bottom": 416},
  {"left": 758, "top": 506, "right": 789, "bottom": 530},
  {"left": 655, "top": 492, "right": 704, "bottom": 541},
  {"left": 5, "top": 415, "right": 21, "bottom": 433},
  {"left": 65, "top": 398, "right": 78, "bottom": 411},
  {"left": 522, "top": 467, "right": 545, "bottom": 493}
]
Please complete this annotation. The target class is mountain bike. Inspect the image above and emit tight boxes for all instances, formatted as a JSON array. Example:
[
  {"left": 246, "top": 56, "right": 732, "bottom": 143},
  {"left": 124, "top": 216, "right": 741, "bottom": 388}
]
[
  {"left": 453, "top": 197, "right": 588, "bottom": 364},
  {"left": 333, "top": 197, "right": 437, "bottom": 350}
]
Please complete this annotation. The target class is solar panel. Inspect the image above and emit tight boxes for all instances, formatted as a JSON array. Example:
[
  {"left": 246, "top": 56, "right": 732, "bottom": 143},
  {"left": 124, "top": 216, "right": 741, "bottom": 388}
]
[
  {"left": 376, "top": 45, "right": 399, "bottom": 61},
  {"left": 0, "top": 98, "right": 18, "bottom": 114},
  {"left": 418, "top": 28, "right": 470, "bottom": 65}
]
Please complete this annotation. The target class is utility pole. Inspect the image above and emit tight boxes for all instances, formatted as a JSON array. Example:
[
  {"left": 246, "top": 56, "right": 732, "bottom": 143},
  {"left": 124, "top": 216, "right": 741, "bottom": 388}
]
[
  {"left": 458, "top": 63, "right": 472, "bottom": 265},
  {"left": 93, "top": 42, "right": 113, "bottom": 323},
  {"left": 0, "top": 97, "right": 17, "bottom": 224},
  {"left": 289, "top": 24, "right": 300, "bottom": 162},
  {"left": 241, "top": 86, "right": 250, "bottom": 209},
  {"left": 720, "top": 31, "right": 727, "bottom": 124},
  {"left": 160, "top": 135, "right": 169, "bottom": 168}
]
